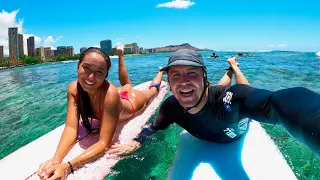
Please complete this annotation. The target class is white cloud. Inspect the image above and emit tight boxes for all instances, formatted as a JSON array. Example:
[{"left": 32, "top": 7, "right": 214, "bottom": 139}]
[
  {"left": 93, "top": 45, "right": 100, "bottom": 48},
  {"left": 44, "top": 36, "right": 54, "bottom": 46},
  {"left": 115, "top": 37, "right": 124, "bottom": 47},
  {"left": 269, "top": 44, "right": 288, "bottom": 48},
  {"left": 56, "top": 36, "right": 63, "bottom": 41},
  {"left": 0, "top": 9, "right": 42, "bottom": 56},
  {"left": 156, "top": 0, "right": 195, "bottom": 9},
  {"left": 43, "top": 35, "right": 63, "bottom": 49}
]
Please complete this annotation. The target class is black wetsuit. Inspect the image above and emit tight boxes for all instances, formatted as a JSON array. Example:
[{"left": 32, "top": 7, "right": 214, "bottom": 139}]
[{"left": 151, "top": 84, "right": 320, "bottom": 157}]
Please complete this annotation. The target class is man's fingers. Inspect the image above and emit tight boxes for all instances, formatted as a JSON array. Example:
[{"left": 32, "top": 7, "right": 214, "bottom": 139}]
[
  {"left": 110, "top": 143, "right": 125, "bottom": 149},
  {"left": 106, "top": 153, "right": 119, "bottom": 159},
  {"left": 107, "top": 149, "right": 118, "bottom": 154}
]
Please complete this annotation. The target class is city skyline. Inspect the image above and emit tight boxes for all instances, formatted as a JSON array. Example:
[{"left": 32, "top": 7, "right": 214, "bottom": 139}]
[{"left": 1, "top": 0, "right": 320, "bottom": 56}]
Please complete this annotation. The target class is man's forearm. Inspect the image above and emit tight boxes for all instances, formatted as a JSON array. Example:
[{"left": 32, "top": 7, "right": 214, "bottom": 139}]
[{"left": 133, "top": 124, "right": 157, "bottom": 144}]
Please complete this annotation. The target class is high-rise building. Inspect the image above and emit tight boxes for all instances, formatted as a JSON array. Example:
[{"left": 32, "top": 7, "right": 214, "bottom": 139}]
[
  {"left": 80, "top": 47, "right": 87, "bottom": 54},
  {"left": 44, "top": 47, "right": 54, "bottom": 60},
  {"left": 27, "top": 36, "right": 35, "bottom": 57},
  {"left": 0, "top": 46, "right": 4, "bottom": 62},
  {"left": 124, "top": 43, "right": 139, "bottom": 54},
  {"left": 8, "top": 27, "right": 19, "bottom": 63},
  {"left": 54, "top": 47, "right": 74, "bottom": 56},
  {"left": 100, "top": 40, "right": 112, "bottom": 54},
  {"left": 124, "top": 47, "right": 133, "bottom": 53},
  {"left": 57, "top": 46, "right": 67, "bottom": 50},
  {"left": 18, "top": 34, "right": 24, "bottom": 58},
  {"left": 36, "top": 46, "right": 45, "bottom": 60},
  {"left": 139, "top": 47, "right": 144, "bottom": 53}
]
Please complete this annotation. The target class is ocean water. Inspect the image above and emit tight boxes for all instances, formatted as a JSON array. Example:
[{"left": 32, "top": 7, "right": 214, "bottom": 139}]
[{"left": 0, "top": 51, "right": 320, "bottom": 179}]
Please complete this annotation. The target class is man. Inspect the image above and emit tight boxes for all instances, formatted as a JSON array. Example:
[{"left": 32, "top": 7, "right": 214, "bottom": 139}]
[
  {"left": 238, "top": 52, "right": 245, "bottom": 56},
  {"left": 109, "top": 49, "right": 320, "bottom": 160},
  {"left": 210, "top": 52, "right": 219, "bottom": 58}
]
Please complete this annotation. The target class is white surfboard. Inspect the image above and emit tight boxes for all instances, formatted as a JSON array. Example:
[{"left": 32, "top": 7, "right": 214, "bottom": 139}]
[
  {"left": 0, "top": 81, "right": 168, "bottom": 180},
  {"left": 168, "top": 121, "right": 297, "bottom": 180}
]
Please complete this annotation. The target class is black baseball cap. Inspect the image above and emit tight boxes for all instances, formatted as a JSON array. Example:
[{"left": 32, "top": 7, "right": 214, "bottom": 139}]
[{"left": 160, "top": 49, "right": 206, "bottom": 72}]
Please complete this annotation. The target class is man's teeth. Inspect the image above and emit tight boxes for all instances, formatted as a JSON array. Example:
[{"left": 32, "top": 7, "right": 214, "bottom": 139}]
[
  {"left": 85, "top": 80, "right": 94, "bottom": 85},
  {"left": 181, "top": 89, "right": 192, "bottom": 93}
]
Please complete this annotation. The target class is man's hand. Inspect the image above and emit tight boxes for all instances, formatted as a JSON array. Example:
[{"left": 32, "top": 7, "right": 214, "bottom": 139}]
[{"left": 108, "top": 141, "right": 141, "bottom": 156}]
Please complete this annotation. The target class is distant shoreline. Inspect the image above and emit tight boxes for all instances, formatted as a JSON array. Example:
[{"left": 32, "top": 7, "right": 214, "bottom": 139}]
[{"left": 0, "top": 54, "right": 134, "bottom": 71}]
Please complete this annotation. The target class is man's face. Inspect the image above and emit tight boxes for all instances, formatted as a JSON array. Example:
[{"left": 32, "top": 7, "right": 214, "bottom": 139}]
[{"left": 168, "top": 65, "right": 205, "bottom": 108}]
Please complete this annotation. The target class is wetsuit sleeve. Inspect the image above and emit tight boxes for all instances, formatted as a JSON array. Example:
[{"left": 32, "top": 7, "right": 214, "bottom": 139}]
[
  {"left": 152, "top": 97, "right": 175, "bottom": 131},
  {"left": 229, "top": 84, "right": 320, "bottom": 158},
  {"left": 133, "top": 97, "right": 175, "bottom": 144}
]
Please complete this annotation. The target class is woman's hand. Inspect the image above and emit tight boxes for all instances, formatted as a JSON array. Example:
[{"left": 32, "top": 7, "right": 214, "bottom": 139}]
[
  {"left": 117, "top": 45, "right": 124, "bottom": 56},
  {"left": 43, "top": 162, "right": 69, "bottom": 180},
  {"left": 37, "top": 159, "right": 60, "bottom": 179}
]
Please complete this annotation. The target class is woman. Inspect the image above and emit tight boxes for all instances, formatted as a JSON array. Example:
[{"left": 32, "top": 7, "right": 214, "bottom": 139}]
[{"left": 37, "top": 46, "right": 163, "bottom": 179}]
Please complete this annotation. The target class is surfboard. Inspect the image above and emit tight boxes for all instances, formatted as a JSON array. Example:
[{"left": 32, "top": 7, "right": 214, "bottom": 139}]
[
  {"left": 0, "top": 81, "right": 168, "bottom": 180},
  {"left": 167, "top": 121, "right": 297, "bottom": 180}
]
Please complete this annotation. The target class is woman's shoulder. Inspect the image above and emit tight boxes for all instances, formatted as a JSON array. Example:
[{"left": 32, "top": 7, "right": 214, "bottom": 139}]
[
  {"left": 103, "top": 81, "right": 120, "bottom": 101},
  {"left": 67, "top": 80, "right": 78, "bottom": 95},
  {"left": 105, "top": 81, "right": 118, "bottom": 93}
]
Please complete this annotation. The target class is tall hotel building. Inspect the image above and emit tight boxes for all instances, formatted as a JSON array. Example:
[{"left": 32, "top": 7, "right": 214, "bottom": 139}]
[
  {"left": 0, "top": 46, "right": 4, "bottom": 62},
  {"left": 27, "top": 36, "right": 35, "bottom": 57},
  {"left": 100, "top": 40, "right": 112, "bottom": 54},
  {"left": 8, "top": 27, "right": 19, "bottom": 62},
  {"left": 80, "top": 47, "right": 87, "bottom": 54},
  {"left": 18, "top": 34, "right": 24, "bottom": 57},
  {"left": 54, "top": 46, "right": 74, "bottom": 56}
]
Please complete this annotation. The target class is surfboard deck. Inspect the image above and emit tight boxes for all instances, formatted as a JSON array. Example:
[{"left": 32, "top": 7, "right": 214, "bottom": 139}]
[
  {"left": 0, "top": 81, "right": 168, "bottom": 180},
  {"left": 168, "top": 121, "right": 297, "bottom": 180}
]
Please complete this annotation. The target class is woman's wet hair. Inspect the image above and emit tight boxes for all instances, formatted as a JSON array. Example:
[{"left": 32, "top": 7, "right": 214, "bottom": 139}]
[{"left": 76, "top": 47, "right": 111, "bottom": 132}]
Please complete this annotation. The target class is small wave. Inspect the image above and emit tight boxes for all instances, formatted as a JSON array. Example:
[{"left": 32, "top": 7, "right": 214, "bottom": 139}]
[
  {"left": 62, "top": 60, "right": 78, "bottom": 63},
  {"left": 316, "top": 52, "right": 320, "bottom": 57},
  {"left": 109, "top": 55, "right": 118, "bottom": 59},
  {"left": 222, "top": 49, "right": 272, "bottom": 52}
]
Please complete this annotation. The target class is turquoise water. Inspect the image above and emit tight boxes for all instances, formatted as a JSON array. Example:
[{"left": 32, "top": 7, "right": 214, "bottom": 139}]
[{"left": 0, "top": 51, "right": 320, "bottom": 179}]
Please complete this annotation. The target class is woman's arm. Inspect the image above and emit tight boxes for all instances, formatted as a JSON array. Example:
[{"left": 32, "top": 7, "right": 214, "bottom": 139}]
[
  {"left": 68, "top": 83, "right": 121, "bottom": 169},
  {"left": 217, "top": 70, "right": 233, "bottom": 86},
  {"left": 228, "top": 57, "right": 250, "bottom": 85},
  {"left": 43, "top": 83, "right": 121, "bottom": 179},
  {"left": 218, "top": 57, "right": 248, "bottom": 86},
  {"left": 37, "top": 81, "right": 79, "bottom": 178}
]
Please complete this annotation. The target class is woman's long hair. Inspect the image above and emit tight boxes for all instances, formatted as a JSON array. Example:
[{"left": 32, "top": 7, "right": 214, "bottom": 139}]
[{"left": 76, "top": 47, "right": 111, "bottom": 132}]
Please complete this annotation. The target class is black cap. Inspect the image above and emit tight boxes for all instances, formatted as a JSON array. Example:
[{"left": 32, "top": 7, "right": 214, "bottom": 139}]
[{"left": 160, "top": 49, "right": 206, "bottom": 72}]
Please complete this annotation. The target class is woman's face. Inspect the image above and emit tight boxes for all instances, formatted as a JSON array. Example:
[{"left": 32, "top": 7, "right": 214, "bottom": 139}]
[{"left": 78, "top": 52, "right": 108, "bottom": 92}]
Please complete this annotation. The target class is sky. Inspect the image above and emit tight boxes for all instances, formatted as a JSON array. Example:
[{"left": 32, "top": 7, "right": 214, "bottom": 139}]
[{"left": 1, "top": 0, "right": 320, "bottom": 55}]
